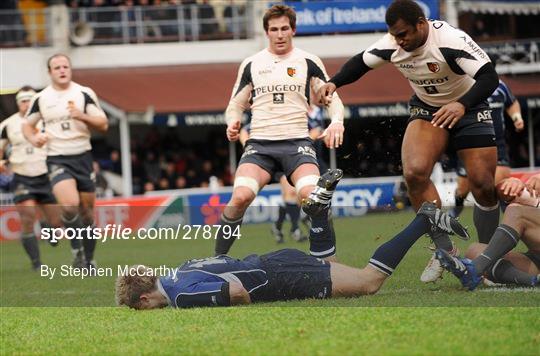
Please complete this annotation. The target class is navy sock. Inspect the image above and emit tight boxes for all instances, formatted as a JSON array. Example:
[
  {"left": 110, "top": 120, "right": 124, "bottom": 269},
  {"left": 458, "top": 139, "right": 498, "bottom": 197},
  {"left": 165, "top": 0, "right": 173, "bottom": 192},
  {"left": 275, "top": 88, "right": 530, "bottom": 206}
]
[
  {"left": 275, "top": 204, "right": 286, "bottom": 230},
  {"left": 285, "top": 203, "right": 300, "bottom": 231},
  {"left": 62, "top": 214, "right": 83, "bottom": 251},
  {"left": 21, "top": 232, "right": 40, "bottom": 267},
  {"left": 82, "top": 223, "right": 97, "bottom": 262},
  {"left": 369, "top": 215, "right": 430, "bottom": 275},
  {"left": 309, "top": 207, "right": 335, "bottom": 258},
  {"left": 214, "top": 214, "right": 242, "bottom": 256}
]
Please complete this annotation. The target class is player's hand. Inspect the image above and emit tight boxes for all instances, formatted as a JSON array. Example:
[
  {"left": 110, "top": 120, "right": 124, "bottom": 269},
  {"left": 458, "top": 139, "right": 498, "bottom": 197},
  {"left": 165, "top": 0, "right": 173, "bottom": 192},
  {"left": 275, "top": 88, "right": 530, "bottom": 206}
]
[
  {"left": 513, "top": 118, "right": 524, "bottom": 132},
  {"left": 226, "top": 121, "right": 241, "bottom": 142},
  {"left": 497, "top": 177, "right": 525, "bottom": 202},
  {"left": 316, "top": 82, "right": 337, "bottom": 106},
  {"left": 30, "top": 132, "right": 48, "bottom": 148},
  {"left": 318, "top": 122, "right": 344, "bottom": 149},
  {"left": 432, "top": 102, "right": 465, "bottom": 129},
  {"left": 68, "top": 105, "right": 85, "bottom": 121},
  {"left": 525, "top": 174, "right": 540, "bottom": 195},
  {"left": 0, "top": 160, "right": 6, "bottom": 173}
]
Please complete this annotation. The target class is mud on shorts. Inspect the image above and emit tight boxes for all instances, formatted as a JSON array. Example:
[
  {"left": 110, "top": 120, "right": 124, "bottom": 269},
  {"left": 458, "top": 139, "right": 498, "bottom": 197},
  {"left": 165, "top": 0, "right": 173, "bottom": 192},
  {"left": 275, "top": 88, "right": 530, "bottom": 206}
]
[
  {"left": 239, "top": 138, "right": 319, "bottom": 184},
  {"left": 46, "top": 151, "right": 95, "bottom": 193},
  {"left": 408, "top": 95, "right": 496, "bottom": 151},
  {"left": 10, "top": 173, "right": 55, "bottom": 204},
  {"left": 259, "top": 249, "right": 332, "bottom": 301}
]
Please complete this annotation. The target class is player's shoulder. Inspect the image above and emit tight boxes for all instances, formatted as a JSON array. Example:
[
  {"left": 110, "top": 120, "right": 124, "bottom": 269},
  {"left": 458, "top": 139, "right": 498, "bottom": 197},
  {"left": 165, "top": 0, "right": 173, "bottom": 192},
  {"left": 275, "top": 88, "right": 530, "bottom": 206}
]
[
  {"left": 35, "top": 85, "right": 53, "bottom": 98},
  {"left": 370, "top": 33, "right": 399, "bottom": 50},
  {"left": 1, "top": 112, "right": 19, "bottom": 131},
  {"left": 428, "top": 20, "right": 469, "bottom": 47},
  {"left": 241, "top": 49, "right": 267, "bottom": 66},
  {"left": 294, "top": 47, "right": 319, "bottom": 61},
  {"left": 71, "top": 81, "right": 95, "bottom": 95}
]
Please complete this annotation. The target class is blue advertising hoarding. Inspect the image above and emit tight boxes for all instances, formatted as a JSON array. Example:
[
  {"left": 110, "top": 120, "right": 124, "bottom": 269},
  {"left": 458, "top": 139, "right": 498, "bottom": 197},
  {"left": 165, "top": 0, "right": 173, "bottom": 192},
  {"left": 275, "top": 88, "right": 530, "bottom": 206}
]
[
  {"left": 283, "top": 1, "right": 440, "bottom": 34},
  {"left": 186, "top": 181, "right": 397, "bottom": 225}
]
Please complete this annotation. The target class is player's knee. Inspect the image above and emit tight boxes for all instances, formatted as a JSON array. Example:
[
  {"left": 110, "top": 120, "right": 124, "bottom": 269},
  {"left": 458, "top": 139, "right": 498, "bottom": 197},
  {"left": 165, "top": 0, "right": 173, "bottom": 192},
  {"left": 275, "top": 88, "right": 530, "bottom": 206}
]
[
  {"left": 465, "top": 243, "right": 487, "bottom": 259},
  {"left": 229, "top": 189, "right": 256, "bottom": 209},
  {"left": 295, "top": 174, "right": 319, "bottom": 198},
  {"left": 403, "top": 166, "right": 430, "bottom": 188},
  {"left": 502, "top": 203, "right": 525, "bottom": 224},
  {"left": 61, "top": 206, "right": 79, "bottom": 221}
]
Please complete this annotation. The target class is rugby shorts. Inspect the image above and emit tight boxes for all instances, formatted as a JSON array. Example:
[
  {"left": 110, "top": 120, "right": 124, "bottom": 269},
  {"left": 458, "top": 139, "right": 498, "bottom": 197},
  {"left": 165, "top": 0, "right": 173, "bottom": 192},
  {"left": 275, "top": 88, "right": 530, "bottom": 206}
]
[
  {"left": 239, "top": 138, "right": 319, "bottom": 184},
  {"left": 47, "top": 151, "right": 95, "bottom": 192},
  {"left": 10, "top": 173, "right": 55, "bottom": 204},
  {"left": 259, "top": 249, "right": 332, "bottom": 301},
  {"left": 408, "top": 95, "right": 496, "bottom": 151}
]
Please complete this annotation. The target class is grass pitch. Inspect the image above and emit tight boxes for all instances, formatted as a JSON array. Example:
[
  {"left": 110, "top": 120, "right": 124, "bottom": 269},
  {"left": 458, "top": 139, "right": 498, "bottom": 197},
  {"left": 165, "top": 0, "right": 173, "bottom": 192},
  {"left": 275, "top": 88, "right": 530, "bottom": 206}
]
[{"left": 1, "top": 209, "right": 539, "bottom": 354}]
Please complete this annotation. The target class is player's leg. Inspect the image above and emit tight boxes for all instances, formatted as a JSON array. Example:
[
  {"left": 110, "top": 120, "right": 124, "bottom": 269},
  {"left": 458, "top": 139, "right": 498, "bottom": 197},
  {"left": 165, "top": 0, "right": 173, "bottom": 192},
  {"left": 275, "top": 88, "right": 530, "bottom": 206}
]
[
  {"left": 332, "top": 203, "right": 468, "bottom": 297},
  {"left": 401, "top": 120, "right": 449, "bottom": 210},
  {"left": 15, "top": 199, "right": 42, "bottom": 269},
  {"left": 330, "top": 263, "right": 387, "bottom": 297},
  {"left": 465, "top": 243, "right": 538, "bottom": 286},
  {"left": 459, "top": 146, "right": 499, "bottom": 244},
  {"left": 52, "top": 178, "right": 85, "bottom": 267},
  {"left": 279, "top": 175, "right": 304, "bottom": 242},
  {"left": 80, "top": 191, "right": 97, "bottom": 267},
  {"left": 38, "top": 203, "right": 62, "bottom": 247},
  {"left": 437, "top": 204, "right": 539, "bottom": 290},
  {"left": 292, "top": 163, "right": 341, "bottom": 261},
  {"left": 214, "top": 163, "right": 271, "bottom": 255},
  {"left": 403, "top": 120, "right": 455, "bottom": 282},
  {"left": 494, "top": 165, "right": 512, "bottom": 212},
  {"left": 271, "top": 174, "right": 289, "bottom": 243},
  {"left": 449, "top": 163, "right": 469, "bottom": 218}
]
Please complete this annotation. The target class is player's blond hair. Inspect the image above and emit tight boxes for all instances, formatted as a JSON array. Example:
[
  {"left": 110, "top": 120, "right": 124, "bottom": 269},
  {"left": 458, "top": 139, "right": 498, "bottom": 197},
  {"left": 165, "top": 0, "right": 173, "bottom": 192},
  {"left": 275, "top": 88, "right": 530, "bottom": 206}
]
[{"left": 115, "top": 265, "right": 158, "bottom": 309}]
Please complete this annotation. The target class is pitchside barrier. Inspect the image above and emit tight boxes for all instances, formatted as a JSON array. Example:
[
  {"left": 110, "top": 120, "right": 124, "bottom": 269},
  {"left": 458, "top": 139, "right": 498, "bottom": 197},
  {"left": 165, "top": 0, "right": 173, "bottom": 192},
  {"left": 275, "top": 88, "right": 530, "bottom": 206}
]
[{"left": 1, "top": 170, "right": 538, "bottom": 241}]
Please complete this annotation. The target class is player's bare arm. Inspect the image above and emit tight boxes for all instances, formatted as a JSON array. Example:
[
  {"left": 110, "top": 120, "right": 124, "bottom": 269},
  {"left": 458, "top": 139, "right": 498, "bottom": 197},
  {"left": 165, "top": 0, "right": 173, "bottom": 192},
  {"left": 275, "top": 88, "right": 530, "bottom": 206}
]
[
  {"left": 431, "top": 101, "right": 466, "bottom": 129},
  {"left": 497, "top": 177, "right": 526, "bottom": 202},
  {"left": 229, "top": 282, "right": 252, "bottom": 305},
  {"left": 507, "top": 100, "right": 524, "bottom": 132},
  {"left": 316, "top": 82, "right": 337, "bottom": 106},
  {"left": 226, "top": 120, "right": 241, "bottom": 142},
  {"left": 22, "top": 121, "right": 48, "bottom": 148},
  {"left": 433, "top": 62, "right": 499, "bottom": 129},
  {"left": 318, "top": 122, "right": 344, "bottom": 149},
  {"left": 525, "top": 174, "right": 540, "bottom": 194}
]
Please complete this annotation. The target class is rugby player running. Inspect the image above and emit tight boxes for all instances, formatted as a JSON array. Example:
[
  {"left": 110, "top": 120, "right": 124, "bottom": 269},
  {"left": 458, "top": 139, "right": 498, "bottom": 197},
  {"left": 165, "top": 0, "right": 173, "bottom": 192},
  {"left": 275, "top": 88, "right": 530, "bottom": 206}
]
[{"left": 214, "top": 5, "right": 345, "bottom": 261}]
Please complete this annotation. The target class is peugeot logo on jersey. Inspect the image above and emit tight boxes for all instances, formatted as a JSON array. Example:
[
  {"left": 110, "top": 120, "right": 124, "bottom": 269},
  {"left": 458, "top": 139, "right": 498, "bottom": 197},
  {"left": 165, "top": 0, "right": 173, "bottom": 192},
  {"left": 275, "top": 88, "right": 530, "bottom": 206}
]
[
  {"left": 427, "top": 62, "right": 440, "bottom": 73},
  {"left": 287, "top": 67, "right": 296, "bottom": 77}
]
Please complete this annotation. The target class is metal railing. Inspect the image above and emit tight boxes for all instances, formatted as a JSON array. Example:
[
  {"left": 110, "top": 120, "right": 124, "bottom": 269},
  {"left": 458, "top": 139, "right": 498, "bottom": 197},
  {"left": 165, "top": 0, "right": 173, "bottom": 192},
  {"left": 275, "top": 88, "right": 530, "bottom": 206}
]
[
  {"left": 0, "top": 4, "right": 252, "bottom": 48},
  {"left": 0, "top": 8, "right": 52, "bottom": 47}
]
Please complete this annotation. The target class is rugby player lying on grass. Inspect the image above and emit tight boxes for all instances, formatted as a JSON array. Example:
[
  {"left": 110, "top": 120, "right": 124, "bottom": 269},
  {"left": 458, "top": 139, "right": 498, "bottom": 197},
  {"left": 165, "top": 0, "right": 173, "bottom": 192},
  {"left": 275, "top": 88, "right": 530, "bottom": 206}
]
[
  {"left": 437, "top": 174, "right": 540, "bottom": 290},
  {"left": 116, "top": 202, "right": 468, "bottom": 309}
]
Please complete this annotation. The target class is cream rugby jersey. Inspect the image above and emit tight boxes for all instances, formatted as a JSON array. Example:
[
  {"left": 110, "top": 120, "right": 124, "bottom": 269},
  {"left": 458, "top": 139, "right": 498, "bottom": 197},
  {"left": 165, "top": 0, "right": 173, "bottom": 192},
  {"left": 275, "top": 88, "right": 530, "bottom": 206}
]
[
  {"left": 363, "top": 20, "right": 491, "bottom": 107},
  {"left": 226, "top": 47, "right": 344, "bottom": 140},
  {"left": 1, "top": 113, "right": 47, "bottom": 176},
  {"left": 25, "top": 81, "right": 106, "bottom": 156}
]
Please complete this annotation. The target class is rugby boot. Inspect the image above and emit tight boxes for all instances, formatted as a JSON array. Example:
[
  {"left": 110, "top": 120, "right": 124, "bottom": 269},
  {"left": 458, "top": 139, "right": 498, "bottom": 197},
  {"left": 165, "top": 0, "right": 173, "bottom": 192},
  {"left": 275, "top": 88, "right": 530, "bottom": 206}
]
[
  {"left": 302, "top": 169, "right": 343, "bottom": 216},
  {"left": 417, "top": 202, "right": 470, "bottom": 240},
  {"left": 435, "top": 249, "right": 483, "bottom": 291}
]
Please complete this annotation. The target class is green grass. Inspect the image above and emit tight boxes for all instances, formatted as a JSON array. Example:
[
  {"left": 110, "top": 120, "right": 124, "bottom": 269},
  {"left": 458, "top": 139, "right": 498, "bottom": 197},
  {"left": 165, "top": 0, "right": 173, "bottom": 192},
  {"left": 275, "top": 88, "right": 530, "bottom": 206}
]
[{"left": 1, "top": 209, "right": 539, "bottom": 354}]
